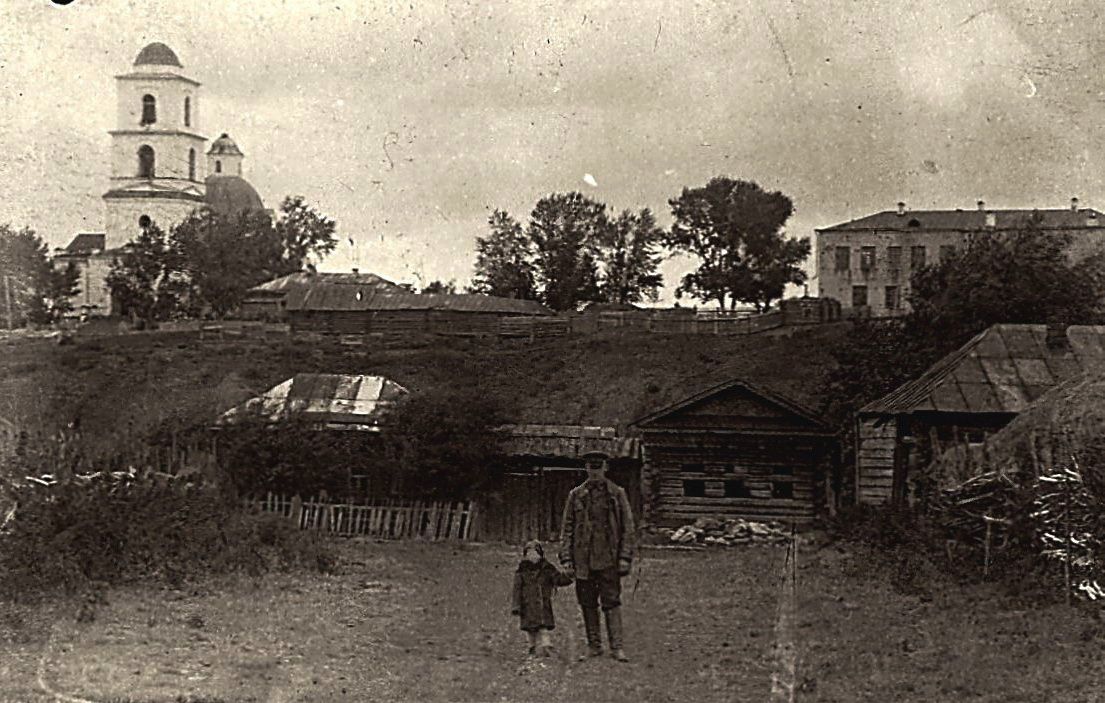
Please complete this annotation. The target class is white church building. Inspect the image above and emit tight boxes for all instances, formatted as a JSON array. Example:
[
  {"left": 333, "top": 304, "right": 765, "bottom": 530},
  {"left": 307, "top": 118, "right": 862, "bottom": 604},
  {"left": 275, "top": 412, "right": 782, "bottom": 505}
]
[{"left": 55, "top": 42, "right": 266, "bottom": 316}]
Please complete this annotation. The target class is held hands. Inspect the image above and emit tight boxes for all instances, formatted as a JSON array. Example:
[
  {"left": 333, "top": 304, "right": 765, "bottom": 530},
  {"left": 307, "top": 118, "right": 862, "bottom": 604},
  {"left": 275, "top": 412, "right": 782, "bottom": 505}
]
[{"left": 617, "top": 558, "right": 632, "bottom": 577}]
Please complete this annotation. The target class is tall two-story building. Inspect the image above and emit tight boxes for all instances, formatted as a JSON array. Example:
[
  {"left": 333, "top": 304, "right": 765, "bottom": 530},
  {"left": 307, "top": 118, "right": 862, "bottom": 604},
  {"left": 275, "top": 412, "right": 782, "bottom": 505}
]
[{"left": 815, "top": 199, "right": 1105, "bottom": 317}]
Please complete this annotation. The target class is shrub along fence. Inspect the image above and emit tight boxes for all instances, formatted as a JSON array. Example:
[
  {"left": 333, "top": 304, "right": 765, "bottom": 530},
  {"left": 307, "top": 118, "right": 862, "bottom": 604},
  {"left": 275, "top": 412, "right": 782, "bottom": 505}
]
[{"left": 255, "top": 492, "right": 479, "bottom": 541}]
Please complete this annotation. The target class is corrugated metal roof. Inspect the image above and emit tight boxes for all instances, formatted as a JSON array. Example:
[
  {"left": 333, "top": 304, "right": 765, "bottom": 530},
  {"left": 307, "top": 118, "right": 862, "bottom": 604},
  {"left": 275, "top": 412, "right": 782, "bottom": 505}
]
[
  {"left": 819, "top": 208, "right": 1105, "bottom": 233},
  {"left": 291, "top": 288, "right": 553, "bottom": 316},
  {"left": 861, "top": 324, "right": 1105, "bottom": 415},
  {"left": 217, "top": 374, "right": 408, "bottom": 431}
]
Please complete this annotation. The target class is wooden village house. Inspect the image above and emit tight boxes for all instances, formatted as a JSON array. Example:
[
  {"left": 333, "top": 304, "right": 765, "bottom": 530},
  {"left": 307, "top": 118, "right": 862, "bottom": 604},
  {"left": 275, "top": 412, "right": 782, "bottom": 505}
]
[
  {"left": 855, "top": 323, "right": 1105, "bottom": 505},
  {"left": 633, "top": 379, "right": 837, "bottom": 525},
  {"left": 239, "top": 271, "right": 407, "bottom": 321}
]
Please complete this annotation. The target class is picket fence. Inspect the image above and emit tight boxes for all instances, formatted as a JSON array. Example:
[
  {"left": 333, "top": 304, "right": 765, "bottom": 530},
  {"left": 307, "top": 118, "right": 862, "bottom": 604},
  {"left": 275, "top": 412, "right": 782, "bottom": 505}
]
[{"left": 255, "top": 492, "right": 479, "bottom": 541}]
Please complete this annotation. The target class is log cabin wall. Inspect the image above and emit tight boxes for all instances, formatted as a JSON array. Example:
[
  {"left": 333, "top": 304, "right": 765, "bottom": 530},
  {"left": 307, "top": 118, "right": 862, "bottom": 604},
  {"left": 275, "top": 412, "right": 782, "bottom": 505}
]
[
  {"left": 635, "top": 381, "right": 836, "bottom": 526},
  {"left": 856, "top": 415, "right": 897, "bottom": 505}
]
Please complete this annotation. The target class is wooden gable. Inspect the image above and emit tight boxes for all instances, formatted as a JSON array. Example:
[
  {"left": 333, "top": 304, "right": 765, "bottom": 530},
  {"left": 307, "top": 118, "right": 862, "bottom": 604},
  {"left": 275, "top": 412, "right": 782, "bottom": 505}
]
[{"left": 634, "top": 380, "right": 830, "bottom": 434}]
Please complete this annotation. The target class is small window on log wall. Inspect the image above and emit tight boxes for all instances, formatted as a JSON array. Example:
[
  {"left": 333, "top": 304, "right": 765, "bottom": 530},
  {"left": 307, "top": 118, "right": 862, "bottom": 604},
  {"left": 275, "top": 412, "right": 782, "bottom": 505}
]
[
  {"left": 681, "top": 463, "right": 704, "bottom": 473},
  {"left": 772, "top": 482, "right": 794, "bottom": 499},
  {"left": 682, "top": 479, "right": 706, "bottom": 497},
  {"left": 773, "top": 466, "right": 793, "bottom": 476},
  {"left": 724, "top": 479, "right": 750, "bottom": 498}
]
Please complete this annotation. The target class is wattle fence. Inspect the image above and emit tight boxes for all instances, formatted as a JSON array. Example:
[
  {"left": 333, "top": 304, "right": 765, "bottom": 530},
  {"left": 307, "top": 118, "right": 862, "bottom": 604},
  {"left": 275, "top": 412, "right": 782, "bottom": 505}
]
[{"left": 254, "top": 492, "right": 480, "bottom": 541}]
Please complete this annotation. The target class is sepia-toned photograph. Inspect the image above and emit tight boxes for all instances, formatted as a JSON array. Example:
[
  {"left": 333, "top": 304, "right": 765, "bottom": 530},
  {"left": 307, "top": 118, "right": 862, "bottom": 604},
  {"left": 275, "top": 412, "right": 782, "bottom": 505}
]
[{"left": 3, "top": 0, "right": 1105, "bottom": 700}]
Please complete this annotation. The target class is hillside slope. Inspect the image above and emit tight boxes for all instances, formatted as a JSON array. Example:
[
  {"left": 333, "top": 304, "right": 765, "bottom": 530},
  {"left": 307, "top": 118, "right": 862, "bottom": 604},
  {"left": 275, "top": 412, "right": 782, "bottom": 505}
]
[{"left": 0, "top": 325, "right": 847, "bottom": 454}]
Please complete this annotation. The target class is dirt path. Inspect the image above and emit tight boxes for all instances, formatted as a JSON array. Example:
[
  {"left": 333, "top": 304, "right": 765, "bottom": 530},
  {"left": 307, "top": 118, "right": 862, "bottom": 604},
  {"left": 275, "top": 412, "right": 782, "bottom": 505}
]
[{"left": 4, "top": 541, "right": 784, "bottom": 702}]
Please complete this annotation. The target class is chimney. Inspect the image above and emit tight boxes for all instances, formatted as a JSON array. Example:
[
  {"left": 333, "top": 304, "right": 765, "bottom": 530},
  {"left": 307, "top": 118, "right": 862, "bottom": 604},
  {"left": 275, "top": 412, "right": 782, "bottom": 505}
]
[
  {"left": 351, "top": 267, "right": 359, "bottom": 275},
  {"left": 897, "top": 202, "right": 906, "bottom": 216},
  {"left": 1072, "top": 197, "right": 1080, "bottom": 212},
  {"left": 1046, "top": 322, "right": 1071, "bottom": 352},
  {"left": 977, "top": 200, "right": 985, "bottom": 211}
]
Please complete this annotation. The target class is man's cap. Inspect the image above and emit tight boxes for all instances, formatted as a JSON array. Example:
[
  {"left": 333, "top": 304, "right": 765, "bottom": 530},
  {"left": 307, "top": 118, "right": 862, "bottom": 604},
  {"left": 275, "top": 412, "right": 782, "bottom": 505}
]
[{"left": 581, "top": 451, "right": 610, "bottom": 461}]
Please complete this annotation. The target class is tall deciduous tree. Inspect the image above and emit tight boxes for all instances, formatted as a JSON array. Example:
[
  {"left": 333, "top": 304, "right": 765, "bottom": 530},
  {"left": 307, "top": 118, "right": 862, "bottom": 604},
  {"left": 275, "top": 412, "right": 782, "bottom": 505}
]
[
  {"left": 471, "top": 210, "right": 537, "bottom": 299},
  {"left": 105, "top": 222, "right": 187, "bottom": 323},
  {"left": 274, "top": 196, "right": 338, "bottom": 274},
  {"left": 421, "top": 279, "right": 457, "bottom": 294},
  {"left": 596, "top": 208, "right": 665, "bottom": 304},
  {"left": 664, "top": 177, "right": 809, "bottom": 311},
  {"left": 528, "top": 192, "right": 604, "bottom": 311},
  {"left": 0, "top": 224, "right": 81, "bottom": 327},
  {"left": 172, "top": 208, "right": 284, "bottom": 317}
]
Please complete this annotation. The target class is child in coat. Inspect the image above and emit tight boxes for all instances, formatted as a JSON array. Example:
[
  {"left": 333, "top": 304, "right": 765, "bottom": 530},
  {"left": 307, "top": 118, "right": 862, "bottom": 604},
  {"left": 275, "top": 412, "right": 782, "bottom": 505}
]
[{"left": 511, "top": 539, "right": 573, "bottom": 656}]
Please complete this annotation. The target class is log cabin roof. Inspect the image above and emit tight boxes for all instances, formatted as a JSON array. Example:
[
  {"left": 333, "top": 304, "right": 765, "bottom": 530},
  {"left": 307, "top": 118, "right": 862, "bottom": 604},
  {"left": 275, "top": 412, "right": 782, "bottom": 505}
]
[
  {"left": 860, "top": 324, "right": 1105, "bottom": 416},
  {"left": 631, "top": 378, "right": 834, "bottom": 434},
  {"left": 216, "top": 373, "right": 408, "bottom": 431}
]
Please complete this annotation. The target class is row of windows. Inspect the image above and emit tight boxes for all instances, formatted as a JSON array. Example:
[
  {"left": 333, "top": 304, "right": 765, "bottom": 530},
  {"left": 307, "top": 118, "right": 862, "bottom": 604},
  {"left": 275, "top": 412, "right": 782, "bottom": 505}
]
[
  {"left": 136, "top": 145, "right": 205, "bottom": 181},
  {"left": 834, "top": 244, "right": 958, "bottom": 273},
  {"left": 682, "top": 479, "right": 794, "bottom": 499},
  {"left": 852, "top": 285, "right": 901, "bottom": 309},
  {"left": 139, "top": 94, "right": 191, "bottom": 127}
]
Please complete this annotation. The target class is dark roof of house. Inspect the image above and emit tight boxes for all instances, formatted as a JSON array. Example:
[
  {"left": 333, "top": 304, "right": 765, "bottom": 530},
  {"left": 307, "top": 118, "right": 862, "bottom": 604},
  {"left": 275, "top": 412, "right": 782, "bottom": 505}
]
[
  {"left": 134, "top": 42, "right": 182, "bottom": 67},
  {"left": 64, "top": 233, "right": 106, "bottom": 254},
  {"left": 632, "top": 377, "right": 833, "bottom": 432},
  {"left": 819, "top": 208, "right": 1105, "bottom": 233},
  {"left": 291, "top": 287, "right": 554, "bottom": 316},
  {"left": 204, "top": 176, "right": 264, "bottom": 216},
  {"left": 247, "top": 272, "right": 407, "bottom": 308},
  {"left": 861, "top": 324, "right": 1105, "bottom": 416}
]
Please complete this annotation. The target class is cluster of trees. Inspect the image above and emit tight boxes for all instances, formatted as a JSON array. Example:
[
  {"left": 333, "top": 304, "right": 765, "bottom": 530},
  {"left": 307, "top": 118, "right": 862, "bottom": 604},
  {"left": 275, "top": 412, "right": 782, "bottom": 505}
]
[
  {"left": 471, "top": 177, "right": 810, "bottom": 312},
  {"left": 107, "top": 196, "right": 337, "bottom": 322},
  {"left": 826, "top": 214, "right": 1105, "bottom": 425},
  {"left": 0, "top": 224, "right": 80, "bottom": 328}
]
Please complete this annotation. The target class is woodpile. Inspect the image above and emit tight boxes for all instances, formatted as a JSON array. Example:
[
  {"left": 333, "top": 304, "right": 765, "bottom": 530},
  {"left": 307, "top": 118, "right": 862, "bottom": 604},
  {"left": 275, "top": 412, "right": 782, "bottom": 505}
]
[
  {"left": 660, "top": 516, "right": 791, "bottom": 546},
  {"left": 927, "top": 371, "right": 1105, "bottom": 600}
]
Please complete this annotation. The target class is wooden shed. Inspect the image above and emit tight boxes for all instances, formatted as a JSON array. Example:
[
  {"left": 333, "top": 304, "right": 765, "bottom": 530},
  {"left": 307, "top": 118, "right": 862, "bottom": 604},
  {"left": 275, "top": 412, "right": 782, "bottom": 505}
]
[
  {"left": 856, "top": 323, "right": 1105, "bottom": 505},
  {"left": 633, "top": 379, "right": 837, "bottom": 525}
]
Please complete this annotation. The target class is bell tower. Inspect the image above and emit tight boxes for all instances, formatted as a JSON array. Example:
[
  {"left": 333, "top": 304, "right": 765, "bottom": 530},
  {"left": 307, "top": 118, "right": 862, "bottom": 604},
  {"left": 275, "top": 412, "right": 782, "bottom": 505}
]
[{"left": 102, "top": 42, "right": 207, "bottom": 249}]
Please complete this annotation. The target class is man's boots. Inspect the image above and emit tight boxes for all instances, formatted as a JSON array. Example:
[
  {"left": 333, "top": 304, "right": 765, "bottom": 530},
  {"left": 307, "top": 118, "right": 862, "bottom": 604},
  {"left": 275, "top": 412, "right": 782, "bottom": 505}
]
[
  {"left": 605, "top": 607, "right": 629, "bottom": 662},
  {"left": 579, "top": 607, "right": 604, "bottom": 660}
]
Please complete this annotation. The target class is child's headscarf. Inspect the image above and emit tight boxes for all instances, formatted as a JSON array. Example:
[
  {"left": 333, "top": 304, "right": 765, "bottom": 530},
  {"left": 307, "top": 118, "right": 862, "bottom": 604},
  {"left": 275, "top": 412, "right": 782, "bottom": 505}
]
[{"left": 522, "top": 539, "right": 544, "bottom": 559}]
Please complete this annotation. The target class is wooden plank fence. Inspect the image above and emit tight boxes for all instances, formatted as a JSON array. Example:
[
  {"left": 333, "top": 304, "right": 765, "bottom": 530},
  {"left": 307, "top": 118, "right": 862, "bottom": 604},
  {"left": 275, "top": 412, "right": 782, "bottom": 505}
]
[{"left": 255, "top": 492, "right": 480, "bottom": 541}]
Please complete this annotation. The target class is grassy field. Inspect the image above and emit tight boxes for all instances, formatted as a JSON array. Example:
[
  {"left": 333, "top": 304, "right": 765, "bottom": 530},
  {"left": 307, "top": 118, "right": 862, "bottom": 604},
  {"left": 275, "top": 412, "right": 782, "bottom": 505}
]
[{"left": 2, "top": 539, "right": 1103, "bottom": 702}]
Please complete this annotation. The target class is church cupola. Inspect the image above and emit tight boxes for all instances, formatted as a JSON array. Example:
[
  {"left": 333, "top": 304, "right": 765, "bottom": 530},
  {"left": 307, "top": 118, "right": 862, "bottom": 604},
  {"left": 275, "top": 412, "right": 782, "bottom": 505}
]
[{"left": 207, "top": 133, "right": 245, "bottom": 177}]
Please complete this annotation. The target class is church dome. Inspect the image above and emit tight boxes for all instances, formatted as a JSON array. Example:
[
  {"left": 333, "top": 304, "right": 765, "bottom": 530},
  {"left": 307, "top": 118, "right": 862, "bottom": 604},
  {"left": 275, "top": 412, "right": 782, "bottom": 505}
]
[
  {"left": 134, "top": 42, "right": 183, "bottom": 67},
  {"left": 207, "top": 133, "right": 244, "bottom": 156},
  {"left": 204, "top": 176, "right": 265, "bottom": 217}
]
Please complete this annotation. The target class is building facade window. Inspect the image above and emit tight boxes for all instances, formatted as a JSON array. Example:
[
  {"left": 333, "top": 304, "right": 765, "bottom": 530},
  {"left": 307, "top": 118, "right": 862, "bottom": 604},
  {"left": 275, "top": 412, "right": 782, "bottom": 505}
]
[
  {"left": 188, "top": 148, "right": 196, "bottom": 180},
  {"left": 860, "top": 246, "right": 876, "bottom": 272},
  {"left": 184, "top": 97, "right": 191, "bottom": 127},
  {"left": 834, "top": 246, "right": 850, "bottom": 272},
  {"left": 682, "top": 479, "right": 706, "bottom": 497},
  {"left": 885, "top": 285, "right": 900, "bottom": 310},
  {"left": 771, "top": 482, "right": 794, "bottom": 499},
  {"left": 887, "top": 246, "right": 902, "bottom": 279},
  {"left": 911, "top": 245, "right": 926, "bottom": 270},
  {"left": 724, "top": 479, "right": 750, "bottom": 498},
  {"left": 137, "top": 145, "right": 155, "bottom": 177},
  {"left": 138, "top": 214, "right": 151, "bottom": 229},
  {"left": 852, "top": 285, "right": 868, "bottom": 308},
  {"left": 141, "top": 94, "right": 157, "bottom": 125},
  {"left": 939, "top": 244, "right": 957, "bottom": 262}
]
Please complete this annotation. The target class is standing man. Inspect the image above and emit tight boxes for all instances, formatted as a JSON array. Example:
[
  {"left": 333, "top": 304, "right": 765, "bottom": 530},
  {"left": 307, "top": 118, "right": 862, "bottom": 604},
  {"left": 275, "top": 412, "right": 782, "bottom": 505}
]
[{"left": 558, "top": 450, "right": 636, "bottom": 662}]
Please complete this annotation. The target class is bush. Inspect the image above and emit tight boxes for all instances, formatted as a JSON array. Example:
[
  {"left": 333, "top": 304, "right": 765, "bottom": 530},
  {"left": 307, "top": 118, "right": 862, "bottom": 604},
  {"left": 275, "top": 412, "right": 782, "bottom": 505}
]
[{"left": 0, "top": 475, "right": 335, "bottom": 601}]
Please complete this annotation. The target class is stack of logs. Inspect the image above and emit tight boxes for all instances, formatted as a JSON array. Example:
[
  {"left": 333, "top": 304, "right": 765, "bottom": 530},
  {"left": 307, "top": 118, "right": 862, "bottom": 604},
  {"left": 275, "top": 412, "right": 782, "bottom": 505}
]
[{"left": 661, "top": 517, "right": 791, "bottom": 546}]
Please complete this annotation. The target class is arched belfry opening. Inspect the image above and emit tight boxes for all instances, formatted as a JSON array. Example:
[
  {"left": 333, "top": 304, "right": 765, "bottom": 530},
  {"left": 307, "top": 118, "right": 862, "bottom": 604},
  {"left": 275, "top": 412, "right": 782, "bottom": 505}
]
[
  {"left": 138, "top": 145, "right": 155, "bottom": 178},
  {"left": 188, "top": 148, "right": 196, "bottom": 180},
  {"left": 184, "top": 96, "right": 191, "bottom": 127},
  {"left": 141, "top": 94, "right": 157, "bottom": 125},
  {"left": 215, "top": 159, "right": 222, "bottom": 174}
]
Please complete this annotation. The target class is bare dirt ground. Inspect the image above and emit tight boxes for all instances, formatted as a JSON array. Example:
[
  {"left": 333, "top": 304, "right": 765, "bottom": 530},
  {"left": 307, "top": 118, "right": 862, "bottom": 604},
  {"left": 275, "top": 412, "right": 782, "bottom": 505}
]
[{"left": 2, "top": 540, "right": 1104, "bottom": 702}]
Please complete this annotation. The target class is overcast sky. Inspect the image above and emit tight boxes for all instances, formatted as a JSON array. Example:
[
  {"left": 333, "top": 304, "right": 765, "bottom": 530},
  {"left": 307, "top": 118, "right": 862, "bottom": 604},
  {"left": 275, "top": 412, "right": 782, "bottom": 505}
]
[{"left": 3, "top": 0, "right": 1105, "bottom": 302}]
